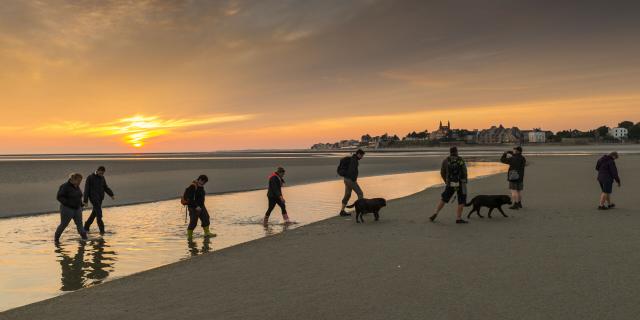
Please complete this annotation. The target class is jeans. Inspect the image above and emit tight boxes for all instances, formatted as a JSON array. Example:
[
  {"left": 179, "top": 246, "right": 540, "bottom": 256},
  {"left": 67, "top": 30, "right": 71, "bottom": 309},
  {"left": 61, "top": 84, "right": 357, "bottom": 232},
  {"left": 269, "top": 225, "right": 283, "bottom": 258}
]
[
  {"left": 265, "top": 196, "right": 287, "bottom": 218},
  {"left": 342, "top": 178, "right": 364, "bottom": 205},
  {"left": 55, "top": 205, "right": 86, "bottom": 241},
  {"left": 84, "top": 200, "right": 104, "bottom": 233}
]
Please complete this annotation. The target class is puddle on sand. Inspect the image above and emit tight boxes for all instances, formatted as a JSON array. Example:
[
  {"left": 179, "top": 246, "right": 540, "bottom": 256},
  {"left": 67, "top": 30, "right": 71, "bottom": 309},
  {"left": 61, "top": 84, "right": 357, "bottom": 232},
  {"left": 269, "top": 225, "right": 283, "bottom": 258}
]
[{"left": 0, "top": 162, "right": 506, "bottom": 311}]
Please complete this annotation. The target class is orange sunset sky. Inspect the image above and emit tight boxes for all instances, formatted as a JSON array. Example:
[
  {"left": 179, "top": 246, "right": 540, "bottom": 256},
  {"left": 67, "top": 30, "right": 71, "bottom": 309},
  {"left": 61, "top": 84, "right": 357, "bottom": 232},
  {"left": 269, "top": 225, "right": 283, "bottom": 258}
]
[{"left": 1, "top": 0, "right": 639, "bottom": 153}]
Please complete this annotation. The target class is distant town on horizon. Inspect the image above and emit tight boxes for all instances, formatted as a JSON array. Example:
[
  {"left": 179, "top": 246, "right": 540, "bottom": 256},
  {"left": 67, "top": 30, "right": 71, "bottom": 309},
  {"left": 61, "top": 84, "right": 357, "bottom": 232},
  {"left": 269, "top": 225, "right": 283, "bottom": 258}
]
[{"left": 311, "top": 120, "right": 640, "bottom": 150}]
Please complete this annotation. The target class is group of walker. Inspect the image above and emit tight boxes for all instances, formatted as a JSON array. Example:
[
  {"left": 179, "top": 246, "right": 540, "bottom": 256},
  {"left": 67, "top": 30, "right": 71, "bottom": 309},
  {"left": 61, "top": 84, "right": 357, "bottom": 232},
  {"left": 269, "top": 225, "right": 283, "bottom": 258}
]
[{"left": 53, "top": 148, "right": 622, "bottom": 242}]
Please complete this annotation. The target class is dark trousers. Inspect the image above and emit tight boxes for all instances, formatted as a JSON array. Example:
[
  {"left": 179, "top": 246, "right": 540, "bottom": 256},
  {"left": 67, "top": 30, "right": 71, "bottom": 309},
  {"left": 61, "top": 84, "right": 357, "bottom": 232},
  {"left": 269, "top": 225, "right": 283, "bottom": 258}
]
[
  {"left": 188, "top": 207, "right": 211, "bottom": 230},
  {"left": 55, "top": 205, "right": 86, "bottom": 240},
  {"left": 265, "top": 197, "right": 287, "bottom": 218},
  {"left": 84, "top": 200, "right": 104, "bottom": 233}
]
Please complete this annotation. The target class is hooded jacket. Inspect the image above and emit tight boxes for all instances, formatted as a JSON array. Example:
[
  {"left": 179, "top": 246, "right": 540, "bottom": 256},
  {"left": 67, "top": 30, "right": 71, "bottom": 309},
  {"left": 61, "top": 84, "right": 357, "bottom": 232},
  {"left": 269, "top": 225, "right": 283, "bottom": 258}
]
[{"left": 596, "top": 155, "right": 620, "bottom": 183}]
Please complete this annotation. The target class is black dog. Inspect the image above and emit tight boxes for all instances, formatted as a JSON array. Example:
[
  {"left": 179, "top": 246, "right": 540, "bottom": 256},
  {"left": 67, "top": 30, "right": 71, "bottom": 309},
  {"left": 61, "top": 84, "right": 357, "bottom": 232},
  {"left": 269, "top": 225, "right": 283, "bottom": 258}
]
[
  {"left": 346, "top": 198, "right": 387, "bottom": 223},
  {"left": 465, "top": 195, "right": 512, "bottom": 219}
]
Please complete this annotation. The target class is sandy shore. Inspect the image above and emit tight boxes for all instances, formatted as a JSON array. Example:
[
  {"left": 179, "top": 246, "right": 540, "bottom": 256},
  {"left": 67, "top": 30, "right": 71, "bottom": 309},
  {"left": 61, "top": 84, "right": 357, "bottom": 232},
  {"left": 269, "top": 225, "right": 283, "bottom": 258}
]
[
  {"left": 0, "top": 154, "right": 444, "bottom": 218},
  {"left": 2, "top": 154, "right": 639, "bottom": 319}
]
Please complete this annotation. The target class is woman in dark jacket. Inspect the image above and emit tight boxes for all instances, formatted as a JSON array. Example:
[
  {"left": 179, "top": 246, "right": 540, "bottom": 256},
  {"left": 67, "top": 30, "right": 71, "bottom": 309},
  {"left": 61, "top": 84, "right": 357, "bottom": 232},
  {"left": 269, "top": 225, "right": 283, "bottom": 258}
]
[
  {"left": 263, "top": 167, "right": 291, "bottom": 226},
  {"left": 501, "top": 146, "right": 526, "bottom": 209},
  {"left": 184, "top": 175, "right": 215, "bottom": 239},
  {"left": 596, "top": 152, "right": 621, "bottom": 210},
  {"left": 55, "top": 173, "right": 88, "bottom": 242}
]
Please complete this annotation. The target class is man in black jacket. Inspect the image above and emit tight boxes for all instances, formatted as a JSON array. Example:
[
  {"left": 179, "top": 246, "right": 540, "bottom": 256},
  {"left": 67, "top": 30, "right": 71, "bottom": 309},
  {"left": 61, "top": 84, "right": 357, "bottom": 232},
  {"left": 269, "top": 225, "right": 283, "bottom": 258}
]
[
  {"left": 184, "top": 174, "right": 216, "bottom": 239},
  {"left": 83, "top": 166, "right": 115, "bottom": 234},
  {"left": 339, "top": 149, "right": 365, "bottom": 216},
  {"left": 263, "top": 167, "right": 290, "bottom": 225},
  {"left": 55, "top": 173, "right": 88, "bottom": 242},
  {"left": 501, "top": 146, "right": 526, "bottom": 209}
]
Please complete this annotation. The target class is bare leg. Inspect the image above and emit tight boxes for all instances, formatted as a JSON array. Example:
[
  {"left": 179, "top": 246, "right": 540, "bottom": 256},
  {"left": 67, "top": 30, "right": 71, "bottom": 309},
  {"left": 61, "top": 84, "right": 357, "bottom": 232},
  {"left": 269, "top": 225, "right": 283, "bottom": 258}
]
[
  {"left": 430, "top": 200, "right": 446, "bottom": 222},
  {"left": 456, "top": 204, "right": 464, "bottom": 220},
  {"left": 599, "top": 193, "right": 607, "bottom": 206}
]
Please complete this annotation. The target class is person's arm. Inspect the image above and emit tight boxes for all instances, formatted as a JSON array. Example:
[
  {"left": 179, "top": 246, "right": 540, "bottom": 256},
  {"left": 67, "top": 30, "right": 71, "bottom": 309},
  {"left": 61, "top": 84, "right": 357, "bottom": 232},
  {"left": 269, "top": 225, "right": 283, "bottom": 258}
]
[
  {"left": 347, "top": 157, "right": 358, "bottom": 181},
  {"left": 500, "top": 152, "right": 510, "bottom": 165},
  {"left": 462, "top": 160, "right": 468, "bottom": 182},
  {"left": 57, "top": 184, "right": 71, "bottom": 208},
  {"left": 440, "top": 158, "right": 447, "bottom": 182},
  {"left": 611, "top": 162, "right": 621, "bottom": 185},
  {"left": 83, "top": 176, "right": 90, "bottom": 204},
  {"left": 103, "top": 178, "right": 114, "bottom": 198},
  {"left": 595, "top": 159, "right": 602, "bottom": 171}
]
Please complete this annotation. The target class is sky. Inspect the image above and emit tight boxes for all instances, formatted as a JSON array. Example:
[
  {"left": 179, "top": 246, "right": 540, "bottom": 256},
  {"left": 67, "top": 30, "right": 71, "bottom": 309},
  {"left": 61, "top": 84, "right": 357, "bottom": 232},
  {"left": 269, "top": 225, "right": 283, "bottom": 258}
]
[{"left": 1, "top": 0, "right": 639, "bottom": 153}]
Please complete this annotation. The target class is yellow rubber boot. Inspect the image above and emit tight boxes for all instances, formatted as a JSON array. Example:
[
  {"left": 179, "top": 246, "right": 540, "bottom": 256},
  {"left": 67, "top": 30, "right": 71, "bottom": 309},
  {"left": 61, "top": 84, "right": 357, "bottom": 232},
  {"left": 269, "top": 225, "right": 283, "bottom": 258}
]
[
  {"left": 187, "top": 229, "right": 194, "bottom": 239},
  {"left": 203, "top": 226, "right": 216, "bottom": 238}
]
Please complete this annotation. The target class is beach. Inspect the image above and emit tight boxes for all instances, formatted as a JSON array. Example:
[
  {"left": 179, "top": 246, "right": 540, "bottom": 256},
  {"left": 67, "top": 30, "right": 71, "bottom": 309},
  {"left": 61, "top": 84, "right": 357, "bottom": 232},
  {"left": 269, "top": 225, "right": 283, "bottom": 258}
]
[{"left": 2, "top": 154, "right": 638, "bottom": 319}]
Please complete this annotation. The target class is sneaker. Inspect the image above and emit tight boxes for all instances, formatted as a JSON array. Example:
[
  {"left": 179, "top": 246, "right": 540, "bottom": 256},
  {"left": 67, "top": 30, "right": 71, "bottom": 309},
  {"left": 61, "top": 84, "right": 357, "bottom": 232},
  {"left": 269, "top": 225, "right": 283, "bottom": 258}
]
[
  {"left": 429, "top": 214, "right": 438, "bottom": 222},
  {"left": 608, "top": 203, "right": 616, "bottom": 209},
  {"left": 455, "top": 219, "right": 468, "bottom": 224},
  {"left": 597, "top": 205, "right": 609, "bottom": 210},
  {"left": 339, "top": 210, "right": 351, "bottom": 217},
  {"left": 509, "top": 204, "right": 519, "bottom": 210}
]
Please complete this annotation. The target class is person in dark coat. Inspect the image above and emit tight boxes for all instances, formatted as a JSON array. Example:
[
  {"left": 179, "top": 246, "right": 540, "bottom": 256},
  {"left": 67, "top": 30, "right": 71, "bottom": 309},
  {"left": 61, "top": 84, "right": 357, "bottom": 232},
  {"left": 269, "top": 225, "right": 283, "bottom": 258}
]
[
  {"left": 55, "top": 173, "right": 88, "bottom": 242},
  {"left": 184, "top": 175, "right": 215, "bottom": 239},
  {"left": 501, "top": 146, "right": 526, "bottom": 209},
  {"left": 83, "top": 166, "right": 115, "bottom": 234},
  {"left": 596, "top": 152, "right": 621, "bottom": 210},
  {"left": 263, "top": 167, "right": 291, "bottom": 225},
  {"left": 339, "top": 149, "right": 365, "bottom": 216}
]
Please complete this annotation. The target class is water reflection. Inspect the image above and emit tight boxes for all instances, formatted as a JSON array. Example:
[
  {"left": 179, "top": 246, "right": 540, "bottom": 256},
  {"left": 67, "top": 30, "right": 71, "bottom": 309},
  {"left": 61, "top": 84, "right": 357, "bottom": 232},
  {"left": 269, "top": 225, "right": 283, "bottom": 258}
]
[
  {"left": 55, "top": 238, "right": 116, "bottom": 292},
  {"left": 0, "top": 162, "right": 506, "bottom": 312}
]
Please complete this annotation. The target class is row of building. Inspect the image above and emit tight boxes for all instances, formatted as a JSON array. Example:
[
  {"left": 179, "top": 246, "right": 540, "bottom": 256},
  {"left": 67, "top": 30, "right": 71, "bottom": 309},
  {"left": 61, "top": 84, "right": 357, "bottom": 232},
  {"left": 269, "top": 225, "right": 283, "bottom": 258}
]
[{"left": 310, "top": 121, "right": 630, "bottom": 150}]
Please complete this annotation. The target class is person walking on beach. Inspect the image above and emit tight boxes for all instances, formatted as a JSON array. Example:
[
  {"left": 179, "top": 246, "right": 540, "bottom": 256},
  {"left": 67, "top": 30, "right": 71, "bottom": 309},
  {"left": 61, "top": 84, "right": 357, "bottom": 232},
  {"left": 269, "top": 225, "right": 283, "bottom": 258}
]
[
  {"left": 337, "top": 149, "right": 365, "bottom": 216},
  {"left": 263, "top": 167, "right": 291, "bottom": 225},
  {"left": 183, "top": 175, "right": 216, "bottom": 239},
  {"left": 429, "top": 147, "right": 468, "bottom": 224},
  {"left": 55, "top": 173, "right": 88, "bottom": 242},
  {"left": 83, "top": 166, "right": 115, "bottom": 234},
  {"left": 596, "top": 152, "right": 621, "bottom": 210},
  {"left": 501, "top": 146, "right": 526, "bottom": 209}
]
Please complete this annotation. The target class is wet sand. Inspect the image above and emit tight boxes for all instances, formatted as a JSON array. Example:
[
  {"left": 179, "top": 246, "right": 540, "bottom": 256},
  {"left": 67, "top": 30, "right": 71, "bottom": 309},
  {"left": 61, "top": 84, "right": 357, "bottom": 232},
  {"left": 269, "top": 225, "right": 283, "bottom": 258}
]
[{"left": 2, "top": 155, "right": 639, "bottom": 320}]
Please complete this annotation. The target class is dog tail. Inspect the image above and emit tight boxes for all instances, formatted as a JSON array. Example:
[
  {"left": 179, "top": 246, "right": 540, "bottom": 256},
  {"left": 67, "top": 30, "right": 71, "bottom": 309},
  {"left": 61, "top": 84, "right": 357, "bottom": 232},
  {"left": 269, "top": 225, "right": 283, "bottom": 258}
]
[{"left": 346, "top": 203, "right": 356, "bottom": 208}]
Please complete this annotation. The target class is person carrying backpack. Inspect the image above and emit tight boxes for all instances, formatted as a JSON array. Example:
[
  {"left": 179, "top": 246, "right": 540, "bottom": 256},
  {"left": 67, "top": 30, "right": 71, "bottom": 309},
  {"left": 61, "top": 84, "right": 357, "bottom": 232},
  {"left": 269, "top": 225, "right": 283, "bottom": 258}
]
[
  {"left": 263, "top": 167, "right": 291, "bottom": 225},
  {"left": 183, "top": 175, "right": 216, "bottom": 239},
  {"left": 501, "top": 146, "right": 526, "bottom": 209},
  {"left": 337, "top": 149, "right": 365, "bottom": 216},
  {"left": 429, "top": 147, "right": 468, "bottom": 224}
]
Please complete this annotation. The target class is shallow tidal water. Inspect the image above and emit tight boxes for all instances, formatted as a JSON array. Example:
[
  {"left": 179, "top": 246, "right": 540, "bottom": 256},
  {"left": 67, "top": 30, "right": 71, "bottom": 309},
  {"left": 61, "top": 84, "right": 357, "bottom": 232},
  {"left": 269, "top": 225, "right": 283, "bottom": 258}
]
[{"left": 0, "top": 162, "right": 506, "bottom": 311}]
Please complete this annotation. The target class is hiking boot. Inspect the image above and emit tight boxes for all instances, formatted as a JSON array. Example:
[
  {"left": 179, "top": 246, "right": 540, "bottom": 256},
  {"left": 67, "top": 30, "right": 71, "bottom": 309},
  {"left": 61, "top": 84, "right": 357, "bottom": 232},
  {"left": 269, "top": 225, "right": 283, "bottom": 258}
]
[
  {"left": 455, "top": 219, "right": 468, "bottom": 224},
  {"left": 509, "top": 204, "right": 519, "bottom": 210},
  {"left": 339, "top": 210, "right": 351, "bottom": 217},
  {"left": 597, "top": 205, "right": 608, "bottom": 210},
  {"left": 429, "top": 213, "right": 438, "bottom": 222}
]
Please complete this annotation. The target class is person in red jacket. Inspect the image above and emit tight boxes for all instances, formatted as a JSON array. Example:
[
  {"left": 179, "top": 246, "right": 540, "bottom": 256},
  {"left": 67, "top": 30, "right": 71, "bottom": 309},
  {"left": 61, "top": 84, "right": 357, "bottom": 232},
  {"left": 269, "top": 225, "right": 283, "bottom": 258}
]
[{"left": 263, "top": 167, "right": 290, "bottom": 226}]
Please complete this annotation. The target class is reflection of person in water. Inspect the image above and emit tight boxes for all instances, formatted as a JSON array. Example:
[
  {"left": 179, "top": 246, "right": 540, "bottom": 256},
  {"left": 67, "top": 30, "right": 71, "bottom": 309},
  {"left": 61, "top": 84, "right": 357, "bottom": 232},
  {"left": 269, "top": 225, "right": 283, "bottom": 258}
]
[
  {"left": 55, "top": 239, "right": 116, "bottom": 291},
  {"left": 85, "top": 238, "right": 116, "bottom": 285},
  {"left": 187, "top": 237, "right": 212, "bottom": 257}
]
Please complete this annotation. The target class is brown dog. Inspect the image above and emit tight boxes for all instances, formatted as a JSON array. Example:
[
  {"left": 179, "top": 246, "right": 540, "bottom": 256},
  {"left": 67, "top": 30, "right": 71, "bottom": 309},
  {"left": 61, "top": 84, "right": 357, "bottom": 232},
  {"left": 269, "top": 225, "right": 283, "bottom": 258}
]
[{"left": 346, "top": 198, "right": 387, "bottom": 223}]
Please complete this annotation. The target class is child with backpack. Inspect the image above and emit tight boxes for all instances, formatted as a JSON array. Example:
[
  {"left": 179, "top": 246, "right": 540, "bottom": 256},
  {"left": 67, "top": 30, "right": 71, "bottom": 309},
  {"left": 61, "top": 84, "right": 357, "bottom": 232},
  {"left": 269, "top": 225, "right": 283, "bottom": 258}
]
[
  {"left": 337, "top": 149, "right": 365, "bottom": 216},
  {"left": 429, "top": 147, "right": 469, "bottom": 224},
  {"left": 182, "top": 175, "right": 216, "bottom": 239}
]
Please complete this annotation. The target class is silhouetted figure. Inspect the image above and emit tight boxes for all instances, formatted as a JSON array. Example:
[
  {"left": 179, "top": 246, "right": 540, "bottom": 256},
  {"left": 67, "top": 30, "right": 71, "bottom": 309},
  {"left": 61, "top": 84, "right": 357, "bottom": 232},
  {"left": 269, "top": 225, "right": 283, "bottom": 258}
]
[
  {"left": 183, "top": 175, "right": 216, "bottom": 239},
  {"left": 501, "top": 146, "right": 526, "bottom": 209},
  {"left": 338, "top": 149, "right": 365, "bottom": 216},
  {"left": 83, "top": 166, "right": 115, "bottom": 234},
  {"left": 430, "top": 147, "right": 469, "bottom": 224},
  {"left": 55, "top": 173, "right": 88, "bottom": 242},
  {"left": 596, "top": 152, "right": 621, "bottom": 210},
  {"left": 55, "top": 242, "right": 86, "bottom": 291},
  {"left": 263, "top": 167, "right": 290, "bottom": 225}
]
